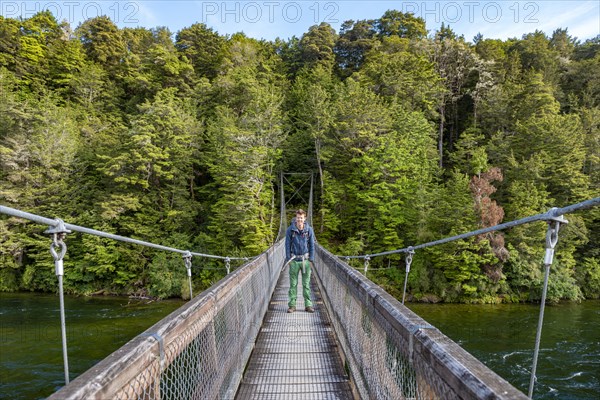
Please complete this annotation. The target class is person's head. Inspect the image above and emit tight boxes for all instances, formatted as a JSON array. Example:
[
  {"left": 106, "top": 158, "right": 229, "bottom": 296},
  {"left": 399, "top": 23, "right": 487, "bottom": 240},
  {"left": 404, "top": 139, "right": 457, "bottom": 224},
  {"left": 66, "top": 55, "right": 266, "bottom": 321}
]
[{"left": 295, "top": 209, "right": 306, "bottom": 228}]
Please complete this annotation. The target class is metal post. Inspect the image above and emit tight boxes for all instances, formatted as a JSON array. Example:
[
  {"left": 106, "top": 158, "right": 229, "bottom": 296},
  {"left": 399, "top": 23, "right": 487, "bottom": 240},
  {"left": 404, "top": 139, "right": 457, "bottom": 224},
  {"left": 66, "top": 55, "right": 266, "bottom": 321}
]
[
  {"left": 528, "top": 212, "right": 567, "bottom": 398},
  {"left": 183, "top": 251, "right": 193, "bottom": 300},
  {"left": 363, "top": 256, "right": 370, "bottom": 275},
  {"left": 45, "top": 219, "right": 71, "bottom": 385},
  {"left": 402, "top": 247, "right": 414, "bottom": 305},
  {"left": 225, "top": 257, "right": 231, "bottom": 274}
]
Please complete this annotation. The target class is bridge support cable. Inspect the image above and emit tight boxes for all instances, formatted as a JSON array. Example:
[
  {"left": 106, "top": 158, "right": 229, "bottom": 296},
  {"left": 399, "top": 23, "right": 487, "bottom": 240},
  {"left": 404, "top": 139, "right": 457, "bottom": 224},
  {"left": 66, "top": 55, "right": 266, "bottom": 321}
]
[
  {"left": 0, "top": 205, "right": 253, "bottom": 262},
  {"left": 276, "top": 173, "right": 287, "bottom": 242},
  {"left": 339, "top": 197, "right": 599, "bottom": 261},
  {"left": 308, "top": 173, "right": 314, "bottom": 226},
  {"left": 276, "top": 171, "right": 315, "bottom": 242},
  {"left": 182, "top": 251, "right": 194, "bottom": 299},
  {"left": 45, "top": 219, "right": 72, "bottom": 386},
  {"left": 528, "top": 213, "right": 568, "bottom": 399},
  {"left": 402, "top": 247, "right": 414, "bottom": 305},
  {"left": 363, "top": 255, "right": 370, "bottom": 276}
]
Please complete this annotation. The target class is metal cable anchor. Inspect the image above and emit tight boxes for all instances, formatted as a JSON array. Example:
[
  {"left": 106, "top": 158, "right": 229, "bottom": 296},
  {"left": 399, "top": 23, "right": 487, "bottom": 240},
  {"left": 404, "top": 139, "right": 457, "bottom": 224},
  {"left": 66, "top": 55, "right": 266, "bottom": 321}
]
[
  {"left": 225, "top": 257, "right": 231, "bottom": 274},
  {"left": 45, "top": 219, "right": 71, "bottom": 277},
  {"left": 182, "top": 251, "right": 193, "bottom": 300},
  {"left": 402, "top": 247, "right": 415, "bottom": 305}
]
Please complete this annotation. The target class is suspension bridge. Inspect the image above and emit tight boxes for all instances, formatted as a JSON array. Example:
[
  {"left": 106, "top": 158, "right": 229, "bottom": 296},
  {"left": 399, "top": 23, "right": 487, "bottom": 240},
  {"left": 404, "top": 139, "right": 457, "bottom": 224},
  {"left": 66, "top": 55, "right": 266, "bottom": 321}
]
[{"left": 1, "top": 187, "right": 598, "bottom": 399}]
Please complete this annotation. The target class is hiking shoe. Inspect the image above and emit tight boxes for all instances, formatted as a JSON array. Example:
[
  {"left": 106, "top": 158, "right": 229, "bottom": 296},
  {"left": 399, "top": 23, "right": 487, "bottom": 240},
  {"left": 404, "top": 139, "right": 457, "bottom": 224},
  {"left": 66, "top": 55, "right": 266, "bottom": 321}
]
[
  {"left": 287, "top": 307, "right": 296, "bottom": 313},
  {"left": 305, "top": 306, "right": 315, "bottom": 313}
]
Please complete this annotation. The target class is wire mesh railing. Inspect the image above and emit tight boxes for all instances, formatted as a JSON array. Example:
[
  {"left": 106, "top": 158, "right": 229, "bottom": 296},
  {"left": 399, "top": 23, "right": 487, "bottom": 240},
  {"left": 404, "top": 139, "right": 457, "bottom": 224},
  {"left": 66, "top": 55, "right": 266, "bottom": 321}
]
[
  {"left": 47, "top": 240, "right": 285, "bottom": 399},
  {"left": 314, "top": 244, "right": 529, "bottom": 400}
]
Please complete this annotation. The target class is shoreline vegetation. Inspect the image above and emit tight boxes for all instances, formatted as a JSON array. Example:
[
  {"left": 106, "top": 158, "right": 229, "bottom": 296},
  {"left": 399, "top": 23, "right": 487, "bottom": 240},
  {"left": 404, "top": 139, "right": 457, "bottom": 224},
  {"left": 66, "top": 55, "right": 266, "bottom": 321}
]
[{"left": 0, "top": 11, "right": 598, "bottom": 304}]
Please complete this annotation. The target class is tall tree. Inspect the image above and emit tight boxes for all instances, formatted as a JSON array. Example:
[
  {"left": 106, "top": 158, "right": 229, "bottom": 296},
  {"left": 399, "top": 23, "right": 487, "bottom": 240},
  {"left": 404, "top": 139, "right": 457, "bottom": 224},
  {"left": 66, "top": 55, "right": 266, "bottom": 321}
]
[
  {"left": 375, "top": 9, "right": 427, "bottom": 39},
  {"left": 334, "top": 19, "right": 378, "bottom": 76},
  {"left": 203, "top": 35, "right": 286, "bottom": 254},
  {"left": 298, "top": 23, "right": 337, "bottom": 71},
  {"left": 175, "top": 23, "right": 228, "bottom": 80},
  {"left": 357, "top": 36, "right": 443, "bottom": 115},
  {"left": 287, "top": 65, "right": 336, "bottom": 232},
  {"left": 76, "top": 16, "right": 125, "bottom": 75}
]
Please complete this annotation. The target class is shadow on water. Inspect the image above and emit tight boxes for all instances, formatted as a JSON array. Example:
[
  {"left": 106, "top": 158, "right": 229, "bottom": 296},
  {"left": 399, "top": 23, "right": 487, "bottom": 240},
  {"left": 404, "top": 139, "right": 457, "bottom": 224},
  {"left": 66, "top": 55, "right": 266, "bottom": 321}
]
[
  {"left": 407, "top": 301, "right": 600, "bottom": 400},
  {"left": 0, "top": 292, "right": 184, "bottom": 399}
]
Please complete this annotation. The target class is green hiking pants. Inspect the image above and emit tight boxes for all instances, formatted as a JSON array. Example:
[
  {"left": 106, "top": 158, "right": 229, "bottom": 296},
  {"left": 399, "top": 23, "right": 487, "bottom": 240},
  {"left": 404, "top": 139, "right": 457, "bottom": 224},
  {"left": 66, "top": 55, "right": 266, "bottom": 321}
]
[{"left": 288, "top": 260, "right": 312, "bottom": 308}]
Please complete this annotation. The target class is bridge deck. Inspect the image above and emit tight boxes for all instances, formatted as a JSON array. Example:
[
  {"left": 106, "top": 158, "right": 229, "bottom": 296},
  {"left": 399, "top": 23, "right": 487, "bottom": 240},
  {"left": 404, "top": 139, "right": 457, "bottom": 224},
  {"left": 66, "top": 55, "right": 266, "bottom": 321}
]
[{"left": 235, "top": 265, "right": 354, "bottom": 399}]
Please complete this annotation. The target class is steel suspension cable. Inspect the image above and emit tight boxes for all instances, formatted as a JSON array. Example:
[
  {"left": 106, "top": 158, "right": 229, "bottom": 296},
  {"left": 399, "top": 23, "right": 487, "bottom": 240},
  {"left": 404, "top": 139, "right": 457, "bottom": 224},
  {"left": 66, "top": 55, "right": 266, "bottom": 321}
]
[
  {"left": 0, "top": 205, "right": 254, "bottom": 261},
  {"left": 338, "top": 197, "right": 600, "bottom": 260}
]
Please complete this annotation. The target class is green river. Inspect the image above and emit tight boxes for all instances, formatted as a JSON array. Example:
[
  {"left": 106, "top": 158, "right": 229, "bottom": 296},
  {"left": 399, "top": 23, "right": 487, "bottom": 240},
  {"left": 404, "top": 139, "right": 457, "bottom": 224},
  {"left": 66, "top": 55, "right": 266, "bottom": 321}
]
[{"left": 1, "top": 293, "right": 598, "bottom": 399}]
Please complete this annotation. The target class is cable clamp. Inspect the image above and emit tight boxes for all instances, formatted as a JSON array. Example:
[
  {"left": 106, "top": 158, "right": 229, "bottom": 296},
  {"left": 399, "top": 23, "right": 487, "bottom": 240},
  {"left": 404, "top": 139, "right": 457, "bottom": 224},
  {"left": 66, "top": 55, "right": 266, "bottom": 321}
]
[{"left": 141, "top": 332, "right": 165, "bottom": 370}]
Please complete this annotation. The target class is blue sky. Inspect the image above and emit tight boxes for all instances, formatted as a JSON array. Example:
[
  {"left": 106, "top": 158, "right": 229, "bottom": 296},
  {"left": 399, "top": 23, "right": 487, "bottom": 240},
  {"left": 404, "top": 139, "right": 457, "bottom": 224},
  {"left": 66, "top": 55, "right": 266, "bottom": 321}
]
[{"left": 3, "top": 1, "right": 599, "bottom": 42}]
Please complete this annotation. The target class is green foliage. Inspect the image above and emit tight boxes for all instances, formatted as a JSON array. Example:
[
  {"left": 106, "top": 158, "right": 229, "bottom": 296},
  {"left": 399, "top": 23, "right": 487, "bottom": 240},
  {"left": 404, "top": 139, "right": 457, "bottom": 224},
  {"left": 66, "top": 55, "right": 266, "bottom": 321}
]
[
  {"left": 576, "top": 258, "right": 600, "bottom": 299},
  {"left": 0, "top": 11, "right": 597, "bottom": 304},
  {"left": 147, "top": 253, "right": 186, "bottom": 299},
  {"left": 175, "top": 23, "right": 228, "bottom": 80},
  {"left": 202, "top": 36, "right": 286, "bottom": 255}
]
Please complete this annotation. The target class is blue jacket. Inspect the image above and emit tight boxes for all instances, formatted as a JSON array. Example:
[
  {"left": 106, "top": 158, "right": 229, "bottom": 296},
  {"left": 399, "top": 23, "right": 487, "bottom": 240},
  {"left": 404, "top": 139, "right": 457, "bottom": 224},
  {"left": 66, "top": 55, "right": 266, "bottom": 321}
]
[{"left": 285, "top": 219, "right": 315, "bottom": 262}]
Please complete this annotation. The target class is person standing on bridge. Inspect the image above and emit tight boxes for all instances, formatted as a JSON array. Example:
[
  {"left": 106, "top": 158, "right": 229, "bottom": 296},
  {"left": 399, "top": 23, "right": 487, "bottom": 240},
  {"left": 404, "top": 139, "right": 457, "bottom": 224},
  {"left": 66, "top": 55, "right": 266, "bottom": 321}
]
[{"left": 285, "top": 209, "right": 315, "bottom": 313}]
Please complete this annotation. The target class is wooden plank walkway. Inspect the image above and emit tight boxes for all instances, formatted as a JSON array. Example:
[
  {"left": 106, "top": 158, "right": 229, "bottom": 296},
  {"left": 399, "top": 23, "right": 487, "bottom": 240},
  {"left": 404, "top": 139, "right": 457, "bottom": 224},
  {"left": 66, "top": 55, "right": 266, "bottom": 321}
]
[{"left": 235, "top": 265, "right": 354, "bottom": 399}]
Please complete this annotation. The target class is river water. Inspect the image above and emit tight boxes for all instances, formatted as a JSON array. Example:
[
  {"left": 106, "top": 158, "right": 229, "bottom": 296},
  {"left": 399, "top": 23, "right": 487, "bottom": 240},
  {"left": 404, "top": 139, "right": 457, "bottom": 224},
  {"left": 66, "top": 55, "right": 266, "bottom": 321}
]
[
  {"left": 0, "top": 292, "right": 184, "bottom": 399},
  {"left": 407, "top": 301, "right": 599, "bottom": 400},
  {"left": 1, "top": 293, "right": 598, "bottom": 399}
]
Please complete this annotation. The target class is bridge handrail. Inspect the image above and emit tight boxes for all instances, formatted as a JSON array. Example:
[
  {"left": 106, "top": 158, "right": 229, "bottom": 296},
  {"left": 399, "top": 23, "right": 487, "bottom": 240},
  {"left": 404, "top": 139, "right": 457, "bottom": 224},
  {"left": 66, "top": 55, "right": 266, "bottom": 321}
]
[
  {"left": 48, "top": 240, "right": 286, "bottom": 399},
  {"left": 0, "top": 204, "right": 253, "bottom": 261},
  {"left": 314, "top": 244, "right": 529, "bottom": 399},
  {"left": 339, "top": 197, "right": 600, "bottom": 259}
]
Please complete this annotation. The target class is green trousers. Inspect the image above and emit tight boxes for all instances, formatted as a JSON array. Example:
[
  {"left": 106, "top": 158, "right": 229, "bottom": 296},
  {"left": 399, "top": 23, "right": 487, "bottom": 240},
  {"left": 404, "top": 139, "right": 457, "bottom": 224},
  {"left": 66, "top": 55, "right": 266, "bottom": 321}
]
[{"left": 288, "top": 260, "right": 312, "bottom": 308}]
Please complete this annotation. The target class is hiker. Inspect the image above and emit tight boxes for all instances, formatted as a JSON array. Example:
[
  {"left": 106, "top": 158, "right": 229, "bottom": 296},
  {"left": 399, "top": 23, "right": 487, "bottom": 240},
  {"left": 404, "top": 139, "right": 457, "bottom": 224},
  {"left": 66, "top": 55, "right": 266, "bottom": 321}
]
[{"left": 285, "top": 209, "right": 315, "bottom": 313}]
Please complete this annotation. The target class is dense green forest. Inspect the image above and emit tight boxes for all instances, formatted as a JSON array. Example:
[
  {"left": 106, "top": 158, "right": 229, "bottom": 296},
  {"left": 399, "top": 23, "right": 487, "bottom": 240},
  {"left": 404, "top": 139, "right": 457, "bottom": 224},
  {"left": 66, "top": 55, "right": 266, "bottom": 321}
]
[{"left": 0, "top": 11, "right": 598, "bottom": 303}]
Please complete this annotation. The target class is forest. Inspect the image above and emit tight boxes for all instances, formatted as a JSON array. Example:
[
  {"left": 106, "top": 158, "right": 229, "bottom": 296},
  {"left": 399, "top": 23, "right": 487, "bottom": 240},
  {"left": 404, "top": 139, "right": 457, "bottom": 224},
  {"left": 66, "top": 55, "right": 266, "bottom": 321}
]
[{"left": 0, "top": 10, "right": 598, "bottom": 303}]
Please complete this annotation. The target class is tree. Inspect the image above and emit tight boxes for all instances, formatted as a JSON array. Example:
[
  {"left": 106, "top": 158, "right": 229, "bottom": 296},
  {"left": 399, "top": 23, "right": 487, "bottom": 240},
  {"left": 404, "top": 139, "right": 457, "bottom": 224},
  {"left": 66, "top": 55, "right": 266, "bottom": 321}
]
[
  {"left": 550, "top": 28, "right": 577, "bottom": 58},
  {"left": 375, "top": 10, "right": 427, "bottom": 39},
  {"left": 0, "top": 95, "right": 81, "bottom": 291},
  {"left": 323, "top": 79, "right": 438, "bottom": 257},
  {"left": 334, "top": 19, "right": 378, "bottom": 76},
  {"left": 427, "top": 31, "right": 480, "bottom": 167},
  {"left": 76, "top": 16, "right": 125, "bottom": 72},
  {"left": 203, "top": 36, "right": 286, "bottom": 254},
  {"left": 298, "top": 23, "right": 337, "bottom": 71},
  {"left": 175, "top": 23, "right": 228, "bottom": 80},
  {"left": 287, "top": 65, "right": 336, "bottom": 232},
  {"left": 509, "top": 30, "right": 560, "bottom": 85},
  {"left": 357, "top": 36, "right": 443, "bottom": 115},
  {"left": 0, "top": 16, "right": 20, "bottom": 70},
  {"left": 46, "top": 34, "right": 87, "bottom": 95}
]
